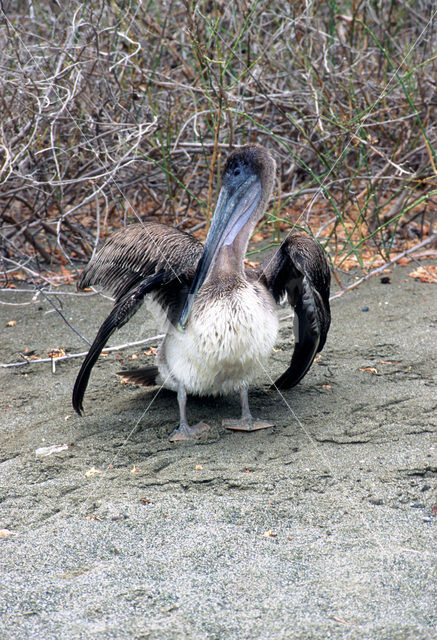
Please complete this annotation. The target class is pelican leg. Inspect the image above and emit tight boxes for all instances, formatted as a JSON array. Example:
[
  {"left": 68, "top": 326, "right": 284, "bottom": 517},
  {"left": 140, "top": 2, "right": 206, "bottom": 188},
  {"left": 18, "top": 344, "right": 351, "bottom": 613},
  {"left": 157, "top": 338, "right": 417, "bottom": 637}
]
[
  {"left": 168, "top": 384, "right": 210, "bottom": 442},
  {"left": 223, "top": 387, "right": 274, "bottom": 432}
]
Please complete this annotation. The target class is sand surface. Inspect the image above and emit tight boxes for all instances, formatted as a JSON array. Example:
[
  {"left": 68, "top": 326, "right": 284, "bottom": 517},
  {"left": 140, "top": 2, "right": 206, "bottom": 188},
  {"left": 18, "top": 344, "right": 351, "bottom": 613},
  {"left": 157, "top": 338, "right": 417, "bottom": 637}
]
[{"left": 0, "top": 264, "right": 436, "bottom": 639}]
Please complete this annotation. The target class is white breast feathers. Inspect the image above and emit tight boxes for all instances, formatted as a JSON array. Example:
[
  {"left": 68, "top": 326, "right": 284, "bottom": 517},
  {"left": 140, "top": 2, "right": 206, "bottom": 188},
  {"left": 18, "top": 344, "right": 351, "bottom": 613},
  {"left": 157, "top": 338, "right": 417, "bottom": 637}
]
[{"left": 158, "top": 281, "right": 278, "bottom": 396}]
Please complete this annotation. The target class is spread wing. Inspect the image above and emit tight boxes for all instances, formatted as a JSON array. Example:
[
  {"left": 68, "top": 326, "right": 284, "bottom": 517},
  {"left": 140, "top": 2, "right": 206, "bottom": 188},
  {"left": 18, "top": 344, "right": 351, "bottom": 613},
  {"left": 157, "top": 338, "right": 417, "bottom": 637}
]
[
  {"left": 259, "top": 234, "right": 331, "bottom": 389},
  {"left": 72, "top": 222, "right": 203, "bottom": 415}
]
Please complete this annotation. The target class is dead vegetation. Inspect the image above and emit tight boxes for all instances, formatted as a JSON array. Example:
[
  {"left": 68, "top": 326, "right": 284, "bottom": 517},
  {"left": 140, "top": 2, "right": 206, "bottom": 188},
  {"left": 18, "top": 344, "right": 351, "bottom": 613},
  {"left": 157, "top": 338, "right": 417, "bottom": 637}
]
[{"left": 0, "top": 0, "right": 436, "bottom": 284}]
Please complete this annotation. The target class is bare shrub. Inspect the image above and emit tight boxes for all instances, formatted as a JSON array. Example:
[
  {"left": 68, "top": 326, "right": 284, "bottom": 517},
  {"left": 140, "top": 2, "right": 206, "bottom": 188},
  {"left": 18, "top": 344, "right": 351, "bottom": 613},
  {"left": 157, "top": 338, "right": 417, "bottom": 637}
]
[{"left": 0, "top": 0, "right": 436, "bottom": 278}]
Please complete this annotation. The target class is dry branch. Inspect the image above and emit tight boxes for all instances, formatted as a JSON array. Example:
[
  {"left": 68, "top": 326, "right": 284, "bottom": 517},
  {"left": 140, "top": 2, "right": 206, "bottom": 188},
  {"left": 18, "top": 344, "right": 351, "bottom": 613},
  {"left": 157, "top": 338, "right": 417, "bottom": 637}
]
[{"left": 0, "top": 1, "right": 435, "bottom": 280}]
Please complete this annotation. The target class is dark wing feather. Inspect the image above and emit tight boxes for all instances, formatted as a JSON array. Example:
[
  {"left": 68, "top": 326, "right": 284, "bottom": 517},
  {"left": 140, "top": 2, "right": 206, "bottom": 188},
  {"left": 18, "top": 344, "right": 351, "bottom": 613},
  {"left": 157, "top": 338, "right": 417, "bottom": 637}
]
[
  {"left": 259, "top": 234, "right": 331, "bottom": 389},
  {"left": 78, "top": 222, "right": 202, "bottom": 300},
  {"left": 73, "top": 223, "right": 203, "bottom": 415}
]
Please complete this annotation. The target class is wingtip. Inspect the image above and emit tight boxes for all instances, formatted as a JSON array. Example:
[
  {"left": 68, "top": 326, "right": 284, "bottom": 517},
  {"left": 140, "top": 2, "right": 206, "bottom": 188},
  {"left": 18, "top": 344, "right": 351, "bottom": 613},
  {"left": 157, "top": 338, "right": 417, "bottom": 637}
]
[
  {"left": 271, "top": 369, "right": 305, "bottom": 391},
  {"left": 72, "top": 383, "right": 85, "bottom": 416},
  {"left": 72, "top": 400, "right": 84, "bottom": 417}
]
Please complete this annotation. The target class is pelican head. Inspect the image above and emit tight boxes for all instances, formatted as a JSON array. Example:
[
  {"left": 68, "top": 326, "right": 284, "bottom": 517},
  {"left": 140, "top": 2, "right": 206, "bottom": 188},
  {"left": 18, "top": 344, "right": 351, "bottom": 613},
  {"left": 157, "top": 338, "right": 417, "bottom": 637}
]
[{"left": 178, "top": 145, "right": 276, "bottom": 330}]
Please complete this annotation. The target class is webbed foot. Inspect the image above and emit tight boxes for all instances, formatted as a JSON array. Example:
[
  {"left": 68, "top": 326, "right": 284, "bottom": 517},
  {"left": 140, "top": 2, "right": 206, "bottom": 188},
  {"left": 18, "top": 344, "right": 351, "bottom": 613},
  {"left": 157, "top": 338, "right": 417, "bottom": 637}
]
[
  {"left": 223, "top": 417, "right": 274, "bottom": 432},
  {"left": 168, "top": 421, "right": 210, "bottom": 442}
]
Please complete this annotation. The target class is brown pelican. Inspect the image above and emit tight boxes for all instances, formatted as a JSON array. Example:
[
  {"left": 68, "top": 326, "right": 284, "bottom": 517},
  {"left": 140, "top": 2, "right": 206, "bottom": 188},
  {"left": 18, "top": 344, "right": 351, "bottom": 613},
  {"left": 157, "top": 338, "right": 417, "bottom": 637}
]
[{"left": 72, "top": 145, "right": 330, "bottom": 441}]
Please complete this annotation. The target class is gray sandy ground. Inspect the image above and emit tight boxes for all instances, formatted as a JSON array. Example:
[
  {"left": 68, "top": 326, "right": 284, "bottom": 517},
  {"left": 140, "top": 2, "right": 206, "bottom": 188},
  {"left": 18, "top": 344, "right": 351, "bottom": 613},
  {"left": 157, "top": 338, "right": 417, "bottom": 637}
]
[{"left": 0, "top": 264, "right": 436, "bottom": 639}]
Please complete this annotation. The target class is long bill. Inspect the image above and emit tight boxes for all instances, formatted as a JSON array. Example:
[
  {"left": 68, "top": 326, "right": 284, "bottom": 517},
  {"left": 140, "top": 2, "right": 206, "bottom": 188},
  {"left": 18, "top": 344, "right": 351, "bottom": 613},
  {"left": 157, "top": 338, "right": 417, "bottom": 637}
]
[{"left": 177, "top": 174, "right": 262, "bottom": 331}]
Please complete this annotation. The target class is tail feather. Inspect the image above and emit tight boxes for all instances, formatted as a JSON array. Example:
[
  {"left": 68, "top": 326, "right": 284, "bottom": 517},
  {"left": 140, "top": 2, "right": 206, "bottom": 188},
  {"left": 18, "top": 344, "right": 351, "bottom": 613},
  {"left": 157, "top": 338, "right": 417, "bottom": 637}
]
[{"left": 117, "top": 366, "right": 159, "bottom": 387}]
